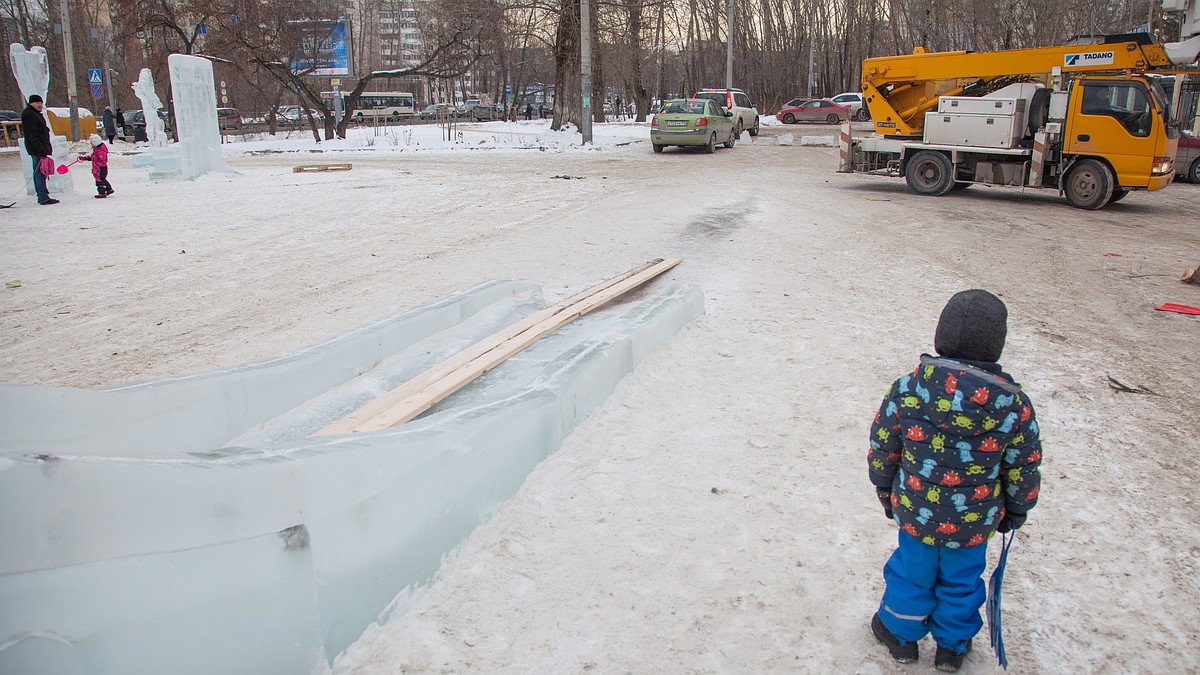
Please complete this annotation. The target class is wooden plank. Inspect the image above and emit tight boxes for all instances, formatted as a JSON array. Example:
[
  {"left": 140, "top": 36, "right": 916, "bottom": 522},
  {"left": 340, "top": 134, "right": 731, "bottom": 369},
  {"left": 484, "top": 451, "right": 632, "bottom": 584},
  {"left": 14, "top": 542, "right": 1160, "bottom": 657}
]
[
  {"left": 314, "top": 257, "right": 681, "bottom": 436},
  {"left": 292, "top": 163, "right": 353, "bottom": 173}
]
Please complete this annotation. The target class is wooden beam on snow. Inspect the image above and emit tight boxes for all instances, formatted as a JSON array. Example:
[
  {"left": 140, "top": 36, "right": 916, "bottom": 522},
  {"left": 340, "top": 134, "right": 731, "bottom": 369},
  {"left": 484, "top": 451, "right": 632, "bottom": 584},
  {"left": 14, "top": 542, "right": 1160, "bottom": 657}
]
[{"left": 314, "top": 257, "right": 682, "bottom": 436}]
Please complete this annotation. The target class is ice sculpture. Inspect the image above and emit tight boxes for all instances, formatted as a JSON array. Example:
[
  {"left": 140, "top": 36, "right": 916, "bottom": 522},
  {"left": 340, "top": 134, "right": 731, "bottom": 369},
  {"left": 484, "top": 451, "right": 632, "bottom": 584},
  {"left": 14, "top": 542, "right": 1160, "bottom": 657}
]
[
  {"left": 129, "top": 67, "right": 181, "bottom": 179},
  {"left": 0, "top": 279, "right": 704, "bottom": 675},
  {"left": 8, "top": 43, "right": 72, "bottom": 195},
  {"left": 132, "top": 68, "right": 167, "bottom": 148},
  {"left": 167, "top": 54, "right": 232, "bottom": 180}
]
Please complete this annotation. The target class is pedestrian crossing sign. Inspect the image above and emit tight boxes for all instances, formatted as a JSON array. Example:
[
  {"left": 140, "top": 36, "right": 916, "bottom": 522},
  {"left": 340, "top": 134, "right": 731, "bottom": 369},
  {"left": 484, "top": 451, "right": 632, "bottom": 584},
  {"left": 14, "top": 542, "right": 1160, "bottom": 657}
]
[{"left": 88, "top": 69, "right": 103, "bottom": 85}]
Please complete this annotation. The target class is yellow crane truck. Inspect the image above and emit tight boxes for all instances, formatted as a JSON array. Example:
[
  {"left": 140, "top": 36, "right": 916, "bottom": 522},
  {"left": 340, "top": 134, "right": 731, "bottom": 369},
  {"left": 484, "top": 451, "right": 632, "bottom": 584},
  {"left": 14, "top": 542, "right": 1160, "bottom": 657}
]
[{"left": 843, "top": 29, "right": 1200, "bottom": 209}]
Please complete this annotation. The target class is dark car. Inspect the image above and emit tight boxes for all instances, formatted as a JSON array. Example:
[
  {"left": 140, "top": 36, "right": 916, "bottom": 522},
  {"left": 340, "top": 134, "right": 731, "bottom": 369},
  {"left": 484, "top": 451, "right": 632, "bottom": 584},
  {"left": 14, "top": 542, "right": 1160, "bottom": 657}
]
[
  {"left": 0, "top": 110, "right": 19, "bottom": 122},
  {"left": 120, "top": 109, "right": 172, "bottom": 142}
]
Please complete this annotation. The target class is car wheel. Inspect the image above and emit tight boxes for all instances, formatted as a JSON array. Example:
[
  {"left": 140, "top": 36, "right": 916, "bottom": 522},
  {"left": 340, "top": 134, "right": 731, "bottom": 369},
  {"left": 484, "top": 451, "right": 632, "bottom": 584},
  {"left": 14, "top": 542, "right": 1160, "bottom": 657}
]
[
  {"left": 1063, "top": 159, "right": 1114, "bottom": 210},
  {"left": 826, "top": 113, "right": 840, "bottom": 124},
  {"left": 704, "top": 133, "right": 716, "bottom": 154},
  {"left": 653, "top": 143, "right": 664, "bottom": 153},
  {"left": 905, "top": 150, "right": 955, "bottom": 196},
  {"left": 749, "top": 117, "right": 760, "bottom": 136},
  {"left": 1190, "top": 157, "right": 1200, "bottom": 184},
  {"left": 724, "top": 127, "right": 737, "bottom": 148},
  {"left": 782, "top": 113, "right": 796, "bottom": 124},
  {"left": 853, "top": 108, "right": 869, "bottom": 121}
]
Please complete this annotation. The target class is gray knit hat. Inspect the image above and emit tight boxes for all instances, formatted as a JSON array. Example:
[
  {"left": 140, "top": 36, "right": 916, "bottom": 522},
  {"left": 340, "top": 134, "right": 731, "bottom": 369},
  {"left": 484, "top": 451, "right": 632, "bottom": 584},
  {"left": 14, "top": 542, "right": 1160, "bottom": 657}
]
[{"left": 935, "top": 290, "right": 1008, "bottom": 362}]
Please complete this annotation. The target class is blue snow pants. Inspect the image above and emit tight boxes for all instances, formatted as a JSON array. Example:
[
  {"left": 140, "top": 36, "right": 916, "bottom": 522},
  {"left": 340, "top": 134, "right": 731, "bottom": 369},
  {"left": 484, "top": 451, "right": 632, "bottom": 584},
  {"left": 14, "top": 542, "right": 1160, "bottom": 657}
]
[{"left": 878, "top": 530, "right": 987, "bottom": 653}]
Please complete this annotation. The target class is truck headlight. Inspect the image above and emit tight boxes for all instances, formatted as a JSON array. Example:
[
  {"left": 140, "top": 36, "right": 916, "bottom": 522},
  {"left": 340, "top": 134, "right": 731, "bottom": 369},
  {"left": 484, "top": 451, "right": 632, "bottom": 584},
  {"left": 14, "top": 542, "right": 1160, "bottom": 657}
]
[{"left": 1151, "top": 156, "right": 1173, "bottom": 176}]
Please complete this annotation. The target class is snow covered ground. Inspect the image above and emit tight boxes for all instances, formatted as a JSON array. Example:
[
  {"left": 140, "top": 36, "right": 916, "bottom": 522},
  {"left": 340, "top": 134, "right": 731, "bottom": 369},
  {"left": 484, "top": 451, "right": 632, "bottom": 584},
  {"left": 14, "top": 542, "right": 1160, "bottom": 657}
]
[{"left": 2, "top": 119, "right": 1199, "bottom": 674}]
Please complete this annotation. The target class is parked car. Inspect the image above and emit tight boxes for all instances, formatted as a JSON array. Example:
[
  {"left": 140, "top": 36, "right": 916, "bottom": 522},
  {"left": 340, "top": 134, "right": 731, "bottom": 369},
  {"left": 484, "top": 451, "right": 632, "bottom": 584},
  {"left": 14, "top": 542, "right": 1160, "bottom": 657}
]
[
  {"left": 119, "top": 108, "right": 172, "bottom": 141},
  {"left": 1177, "top": 127, "right": 1200, "bottom": 183},
  {"left": 0, "top": 110, "right": 19, "bottom": 122},
  {"left": 831, "top": 92, "right": 871, "bottom": 120},
  {"left": 217, "top": 107, "right": 242, "bottom": 131},
  {"left": 419, "top": 103, "right": 455, "bottom": 119},
  {"left": 692, "top": 88, "right": 760, "bottom": 136},
  {"left": 650, "top": 98, "right": 737, "bottom": 153},
  {"left": 781, "top": 97, "right": 811, "bottom": 110},
  {"left": 776, "top": 98, "right": 851, "bottom": 125},
  {"left": 457, "top": 100, "right": 500, "bottom": 121},
  {"left": 276, "top": 105, "right": 321, "bottom": 125}
]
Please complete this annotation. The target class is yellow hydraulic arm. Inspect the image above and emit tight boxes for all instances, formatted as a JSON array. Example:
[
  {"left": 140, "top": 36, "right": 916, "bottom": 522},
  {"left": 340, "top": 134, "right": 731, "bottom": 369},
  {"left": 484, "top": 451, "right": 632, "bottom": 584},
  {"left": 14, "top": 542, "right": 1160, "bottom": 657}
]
[{"left": 862, "top": 39, "right": 1182, "bottom": 138}]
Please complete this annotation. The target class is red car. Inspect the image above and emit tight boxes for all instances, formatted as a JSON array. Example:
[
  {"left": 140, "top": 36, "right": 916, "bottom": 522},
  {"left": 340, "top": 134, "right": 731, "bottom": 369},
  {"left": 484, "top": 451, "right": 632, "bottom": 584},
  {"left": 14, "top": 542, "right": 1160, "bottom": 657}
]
[
  {"left": 1177, "top": 128, "right": 1200, "bottom": 183},
  {"left": 776, "top": 98, "right": 851, "bottom": 124}
]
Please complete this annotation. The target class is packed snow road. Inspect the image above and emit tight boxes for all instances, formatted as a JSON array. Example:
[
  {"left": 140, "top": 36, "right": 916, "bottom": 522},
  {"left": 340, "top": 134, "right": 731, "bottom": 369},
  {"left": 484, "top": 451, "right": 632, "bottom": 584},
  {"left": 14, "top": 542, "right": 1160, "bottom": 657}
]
[{"left": 2, "top": 127, "right": 1198, "bottom": 673}]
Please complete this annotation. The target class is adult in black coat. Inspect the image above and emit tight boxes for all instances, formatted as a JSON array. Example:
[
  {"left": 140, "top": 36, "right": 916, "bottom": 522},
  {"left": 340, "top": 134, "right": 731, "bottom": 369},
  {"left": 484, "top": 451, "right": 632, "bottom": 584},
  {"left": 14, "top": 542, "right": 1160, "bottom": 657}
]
[
  {"left": 102, "top": 106, "right": 117, "bottom": 143},
  {"left": 21, "top": 94, "right": 57, "bottom": 205}
]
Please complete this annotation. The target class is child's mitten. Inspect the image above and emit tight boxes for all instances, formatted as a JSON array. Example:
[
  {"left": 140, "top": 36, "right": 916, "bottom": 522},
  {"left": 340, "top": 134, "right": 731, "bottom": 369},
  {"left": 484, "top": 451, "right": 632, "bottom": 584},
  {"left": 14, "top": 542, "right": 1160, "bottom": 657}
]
[
  {"left": 876, "top": 488, "right": 893, "bottom": 519},
  {"left": 996, "top": 511, "right": 1026, "bottom": 533}
]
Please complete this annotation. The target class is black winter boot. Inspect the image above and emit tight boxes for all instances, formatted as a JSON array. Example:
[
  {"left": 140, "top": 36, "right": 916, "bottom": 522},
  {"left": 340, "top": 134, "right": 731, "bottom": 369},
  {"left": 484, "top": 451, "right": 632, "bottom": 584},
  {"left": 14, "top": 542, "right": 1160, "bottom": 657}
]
[
  {"left": 934, "top": 639, "right": 972, "bottom": 672},
  {"left": 872, "top": 613, "right": 918, "bottom": 663}
]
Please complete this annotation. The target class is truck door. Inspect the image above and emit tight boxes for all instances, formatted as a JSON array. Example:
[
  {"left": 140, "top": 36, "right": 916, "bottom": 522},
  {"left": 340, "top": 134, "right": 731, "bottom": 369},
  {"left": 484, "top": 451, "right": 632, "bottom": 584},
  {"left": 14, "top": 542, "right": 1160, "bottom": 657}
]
[{"left": 1063, "top": 79, "right": 1163, "bottom": 189}]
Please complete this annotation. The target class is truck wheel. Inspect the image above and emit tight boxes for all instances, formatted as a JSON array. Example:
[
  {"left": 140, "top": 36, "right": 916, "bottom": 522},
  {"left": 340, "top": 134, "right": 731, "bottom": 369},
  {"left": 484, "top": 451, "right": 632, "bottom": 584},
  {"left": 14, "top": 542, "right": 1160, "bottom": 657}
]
[
  {"left": 1063, "top": 159, "right": 1114, "bottom": 210},
  {"left": 905, "top": 150, "right": 955, "bottom": 196},
  {"left": 782, "top": 113, "right": 796, "bottom": 124},
  {"left": 704, "top": 133, "right": 716, "bottom": 154},
  {"left": 1190, "top": 158, "right": 1200, "bottom": 184},
  {"left": 826, "top": 113, "right": 840, "bottom": 124},
  {"left": 1108, "top": 188, "right": 1130, "bottom": 203}
]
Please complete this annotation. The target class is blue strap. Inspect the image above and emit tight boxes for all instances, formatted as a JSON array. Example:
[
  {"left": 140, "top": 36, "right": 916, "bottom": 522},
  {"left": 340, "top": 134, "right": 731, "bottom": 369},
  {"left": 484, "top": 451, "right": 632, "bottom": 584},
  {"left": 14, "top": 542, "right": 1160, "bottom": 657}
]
[{"left": 987, "top": 532, "right": 1014, "bottom": 669}]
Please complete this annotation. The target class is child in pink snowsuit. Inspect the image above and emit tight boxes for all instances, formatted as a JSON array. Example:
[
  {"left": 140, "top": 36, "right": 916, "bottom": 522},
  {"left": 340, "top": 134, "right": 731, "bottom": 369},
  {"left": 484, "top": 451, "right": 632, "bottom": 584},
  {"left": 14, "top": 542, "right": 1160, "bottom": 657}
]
[{"left": 78, "top": 134, "right": 114, "bottom": 198}]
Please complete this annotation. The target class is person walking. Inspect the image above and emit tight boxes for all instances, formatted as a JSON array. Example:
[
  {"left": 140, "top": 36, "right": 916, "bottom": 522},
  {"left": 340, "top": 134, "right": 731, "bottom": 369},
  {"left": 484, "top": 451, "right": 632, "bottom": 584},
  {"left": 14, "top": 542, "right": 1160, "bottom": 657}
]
[
  {"left": 524, "top": 103, "right": 532, "bottom": 121},
  {"left": 21, "top": 94, "right": 57, "bottom": 206},
  {"left": 102, "top": 106, "right": 117, "bottom": 143}
]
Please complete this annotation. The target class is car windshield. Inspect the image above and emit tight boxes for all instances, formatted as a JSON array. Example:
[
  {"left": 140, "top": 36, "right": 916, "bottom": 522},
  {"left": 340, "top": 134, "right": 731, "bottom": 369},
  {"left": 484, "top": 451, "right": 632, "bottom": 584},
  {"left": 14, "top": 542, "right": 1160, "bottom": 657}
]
[{"left": 661, "top": 101, "right": 707, "bottom": 114}]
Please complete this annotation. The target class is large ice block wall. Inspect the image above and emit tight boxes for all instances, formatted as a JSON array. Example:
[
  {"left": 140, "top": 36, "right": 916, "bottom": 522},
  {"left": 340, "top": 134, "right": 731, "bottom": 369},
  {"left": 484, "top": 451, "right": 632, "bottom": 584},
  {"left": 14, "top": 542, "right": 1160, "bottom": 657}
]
[{"left": 0, "top": 280, "right": 704, "bottom": 675}]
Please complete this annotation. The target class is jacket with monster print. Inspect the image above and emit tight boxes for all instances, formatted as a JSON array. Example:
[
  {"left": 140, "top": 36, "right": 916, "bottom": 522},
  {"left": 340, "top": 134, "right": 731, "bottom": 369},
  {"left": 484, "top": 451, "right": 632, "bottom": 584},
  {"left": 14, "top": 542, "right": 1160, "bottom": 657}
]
[{"left": 868, "top": 354, "right": 1042, "bottom": 548}]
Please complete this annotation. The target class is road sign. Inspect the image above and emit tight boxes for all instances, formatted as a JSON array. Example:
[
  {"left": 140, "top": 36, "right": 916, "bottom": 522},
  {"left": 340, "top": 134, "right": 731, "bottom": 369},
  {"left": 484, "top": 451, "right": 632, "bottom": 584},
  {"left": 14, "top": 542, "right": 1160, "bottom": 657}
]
[
  {"left": 90, "top": 84, "right": 104, "bottom": 100},
  {"left": 88, "top": 69, "right": 102, "bottom": 85}
]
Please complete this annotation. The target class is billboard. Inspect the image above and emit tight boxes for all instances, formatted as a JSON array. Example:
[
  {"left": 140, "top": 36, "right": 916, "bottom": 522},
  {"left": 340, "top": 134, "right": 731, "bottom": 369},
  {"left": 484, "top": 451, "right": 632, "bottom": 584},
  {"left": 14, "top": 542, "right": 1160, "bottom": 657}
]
[{"left": 291, "top": 19, "right": 353, "bottom": 77}]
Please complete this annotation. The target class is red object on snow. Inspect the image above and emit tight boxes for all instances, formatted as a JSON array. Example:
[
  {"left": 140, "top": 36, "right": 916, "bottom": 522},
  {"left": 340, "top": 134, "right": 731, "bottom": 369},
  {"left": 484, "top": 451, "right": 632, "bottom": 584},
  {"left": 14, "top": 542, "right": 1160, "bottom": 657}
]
[
  {"left": 38, "top": 157, "right": 55, "bottom": 176},
  {"left": 1155, "top": 303, "right": 1200, "bottom": 316},
  {"left": 1103, "top": 253, "right": 1122, "bottom": 257}
]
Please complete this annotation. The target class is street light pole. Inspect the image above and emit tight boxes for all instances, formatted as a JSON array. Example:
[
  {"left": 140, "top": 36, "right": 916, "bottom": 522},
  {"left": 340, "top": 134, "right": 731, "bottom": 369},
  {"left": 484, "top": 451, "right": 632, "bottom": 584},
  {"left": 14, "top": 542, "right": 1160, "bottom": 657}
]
[
  {"left": 725, "top": 0, "right": 733, "bottom": 89},
  {"left": 580, "top": 0, "right": 593, "bottom": 144},
  {"left": 58, "top": 0, "right": 81, "bottom": 141},
  {"left": 105, "top": 59, "right": 116, "bottom": 113}
]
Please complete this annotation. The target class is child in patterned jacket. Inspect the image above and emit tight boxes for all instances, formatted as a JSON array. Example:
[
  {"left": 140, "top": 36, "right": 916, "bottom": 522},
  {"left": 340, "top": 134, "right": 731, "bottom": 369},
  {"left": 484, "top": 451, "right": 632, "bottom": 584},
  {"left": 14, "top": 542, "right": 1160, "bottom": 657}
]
[{"left": 868, "top": 290, "right": 1042, "bottom": 672}]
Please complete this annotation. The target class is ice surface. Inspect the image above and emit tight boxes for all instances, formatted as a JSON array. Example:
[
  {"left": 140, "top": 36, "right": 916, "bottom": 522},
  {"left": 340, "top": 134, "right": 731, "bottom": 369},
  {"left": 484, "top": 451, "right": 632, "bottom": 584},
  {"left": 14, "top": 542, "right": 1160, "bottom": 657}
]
[
  {"left": 167, "top": 54, "right": 233, "bottom": 180},
  {"left": 0, "top": 280, "right": 703, "bottom": 675}
]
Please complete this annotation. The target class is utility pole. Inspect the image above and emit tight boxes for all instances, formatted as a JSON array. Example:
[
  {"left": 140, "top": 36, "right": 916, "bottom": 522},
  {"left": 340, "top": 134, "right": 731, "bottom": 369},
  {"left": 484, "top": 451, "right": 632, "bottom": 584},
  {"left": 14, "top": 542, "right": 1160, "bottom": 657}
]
[
  {"left": 58, "top": 0, "right": 81, "bottom": 141},
  {"left": 725, "top": 0, "right": 733, "bottom": 89},
  {"left": 580, "top": 0, "right": 593, "bottom": 144},
  {"left": 807, "top": 40, "right": 816, "bottom": 98},
  {"left": 105, "top": 58, "right": 116, "bottom": 113}
]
